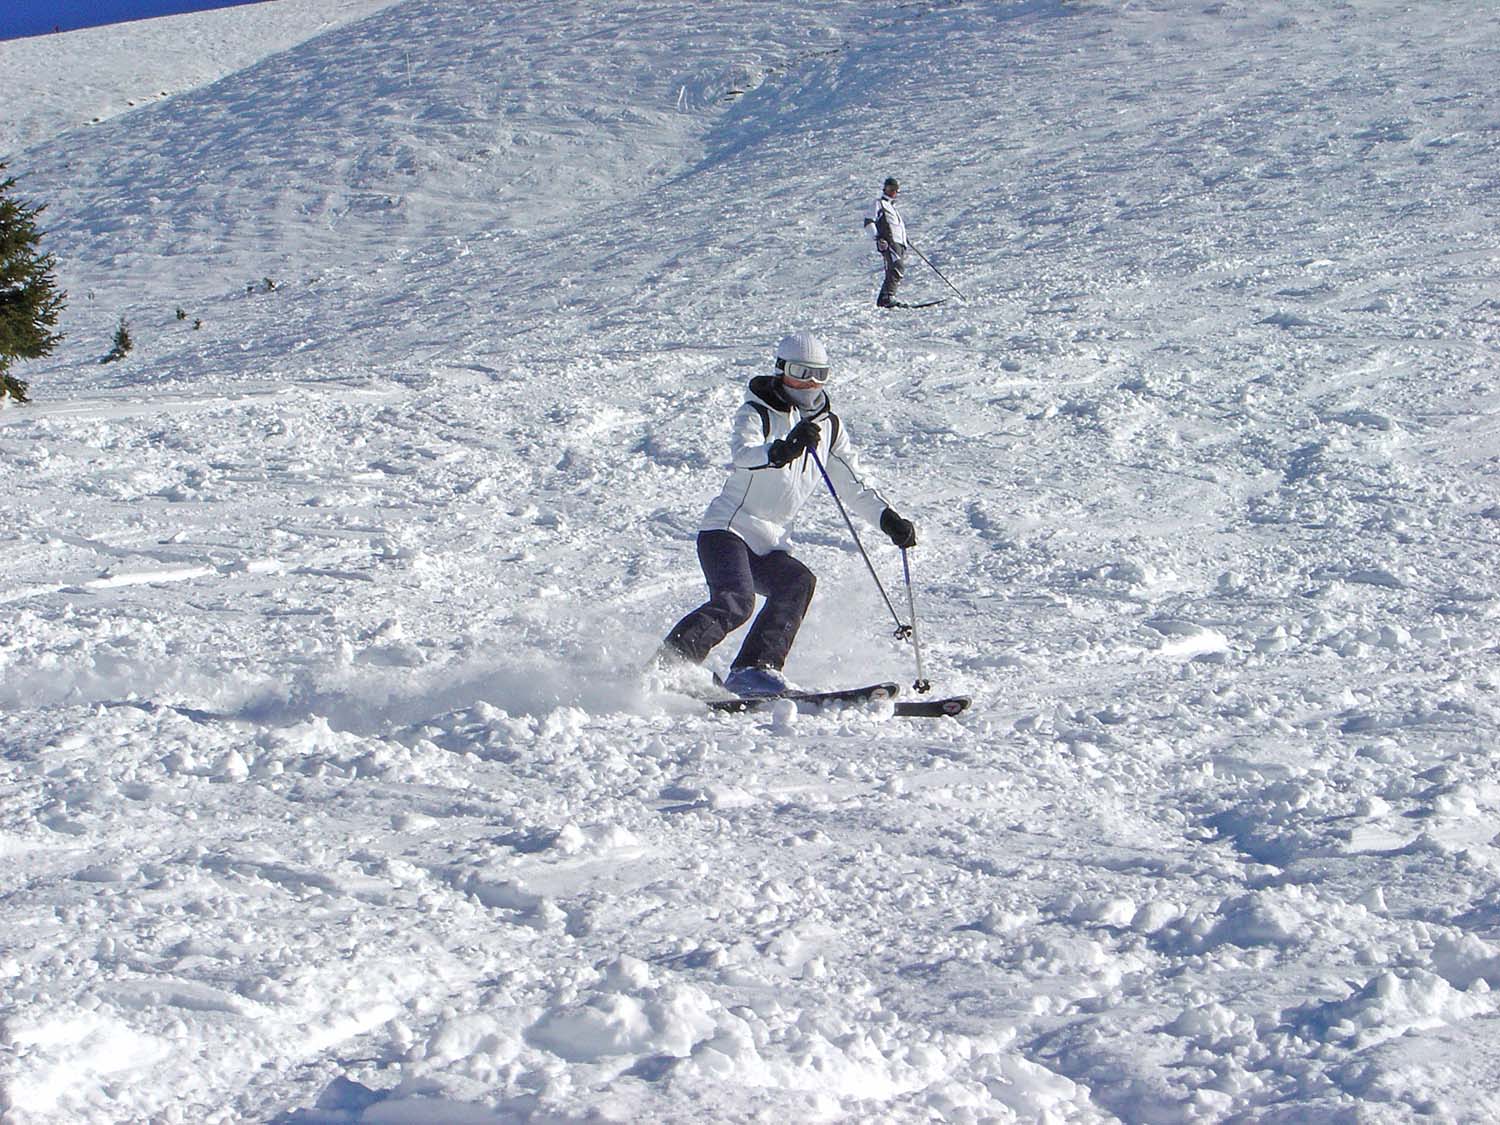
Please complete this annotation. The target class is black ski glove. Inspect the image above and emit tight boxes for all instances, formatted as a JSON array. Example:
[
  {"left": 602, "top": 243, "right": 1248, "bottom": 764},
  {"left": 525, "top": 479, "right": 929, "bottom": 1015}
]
[
  {"left": 788, "top": 419, "right": 821, "bottom": 451},
  {"left": 880, "top": 508, "right": 917, "bottom": 549},
  {"left": 767, "top": 419, "right": 821, "bottom": 467}
]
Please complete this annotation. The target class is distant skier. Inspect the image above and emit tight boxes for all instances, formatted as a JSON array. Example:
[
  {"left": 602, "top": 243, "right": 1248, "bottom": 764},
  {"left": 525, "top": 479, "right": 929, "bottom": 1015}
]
[
  {"left": 654, "top": 331, "right": 918, "bottom": 697},
  {"left": 864, "top": 176, "right": 907, "bottom": 308}
]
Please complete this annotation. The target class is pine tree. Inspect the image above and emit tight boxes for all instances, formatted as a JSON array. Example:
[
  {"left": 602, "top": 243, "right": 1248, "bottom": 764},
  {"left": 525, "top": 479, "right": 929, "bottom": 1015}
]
[
  {"left": 0, "top": 163, "right": 66, "bottom": 403},
  {"left": 103, "top": 316, "right": 133, "bottom": 363}
]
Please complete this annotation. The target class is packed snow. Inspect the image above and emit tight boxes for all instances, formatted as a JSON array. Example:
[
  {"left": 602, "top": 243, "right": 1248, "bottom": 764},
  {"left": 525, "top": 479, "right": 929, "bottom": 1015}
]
[{"left": 3, "top": 0, "right": 1499, "bottom": 1121}]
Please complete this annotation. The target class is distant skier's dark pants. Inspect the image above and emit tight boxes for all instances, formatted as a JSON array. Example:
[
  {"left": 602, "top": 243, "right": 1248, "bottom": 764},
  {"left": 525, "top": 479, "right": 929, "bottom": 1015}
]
[
  {"left": 665, "top": 530, "right": 816, "bottom": 671},
  {"left": 877, "top": 245, "right": 907, "bottom": 307}
]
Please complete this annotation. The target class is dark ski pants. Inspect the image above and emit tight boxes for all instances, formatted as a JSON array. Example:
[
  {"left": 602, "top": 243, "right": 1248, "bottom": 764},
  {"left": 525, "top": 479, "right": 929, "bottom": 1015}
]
[
  {"left": 664, "top": 530, "right": 816, "bottom": 672},
  {"left": 877, "top": 244, "right": 907, "bottom": 307}
]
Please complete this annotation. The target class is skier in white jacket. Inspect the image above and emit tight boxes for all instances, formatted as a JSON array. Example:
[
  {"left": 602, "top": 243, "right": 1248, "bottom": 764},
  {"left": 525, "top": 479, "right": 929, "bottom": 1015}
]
[
  {"left": 863, "top": 176, "right": 907, "bottom": 308},
  {"left": 658, "top": 331, "right": 917, "bottom": 697}
]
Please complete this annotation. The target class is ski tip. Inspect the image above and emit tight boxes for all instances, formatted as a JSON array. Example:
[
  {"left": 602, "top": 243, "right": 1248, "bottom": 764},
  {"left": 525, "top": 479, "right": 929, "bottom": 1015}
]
[{"left": 894, "top": 695, "right": 972, "bottom": 718}]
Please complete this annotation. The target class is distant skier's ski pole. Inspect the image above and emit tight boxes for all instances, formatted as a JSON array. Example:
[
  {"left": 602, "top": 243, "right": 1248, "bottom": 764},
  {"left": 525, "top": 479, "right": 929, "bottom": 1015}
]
[
  {"left": 901, "top": 549, "right": 932, "bottom": 694},
  {"left": 809, "top": 447, "right": 908, "bottom": 638},
  {"left": 907, "top": 239, "right": 967, "bottom": 303}
]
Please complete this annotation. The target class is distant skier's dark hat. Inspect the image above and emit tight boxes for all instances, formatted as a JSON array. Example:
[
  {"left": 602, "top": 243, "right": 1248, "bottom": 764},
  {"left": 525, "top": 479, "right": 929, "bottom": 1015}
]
[{"left": 883, "top": 176, "right": 899, "bottom": 191}]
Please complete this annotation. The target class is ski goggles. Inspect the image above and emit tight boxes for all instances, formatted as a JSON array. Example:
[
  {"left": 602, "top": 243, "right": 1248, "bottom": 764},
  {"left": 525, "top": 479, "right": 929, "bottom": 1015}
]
[{"left": 782, "top": 361, "right": 830, "bottom": 385}]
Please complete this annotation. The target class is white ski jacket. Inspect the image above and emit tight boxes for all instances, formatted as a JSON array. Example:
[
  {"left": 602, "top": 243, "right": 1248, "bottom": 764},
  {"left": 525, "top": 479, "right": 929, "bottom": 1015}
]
[
  {"left": 864, "top": 194, "right": 906, "bottom": 249},
  {"left": 701, "top": 375, "right": 893, "bottom": 555}
]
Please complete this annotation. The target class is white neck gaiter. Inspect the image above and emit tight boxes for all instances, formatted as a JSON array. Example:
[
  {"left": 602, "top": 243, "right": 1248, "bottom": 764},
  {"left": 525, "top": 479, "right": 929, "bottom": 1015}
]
[{"left": 782, "top": 384, "right": 826, "bottom": 413}]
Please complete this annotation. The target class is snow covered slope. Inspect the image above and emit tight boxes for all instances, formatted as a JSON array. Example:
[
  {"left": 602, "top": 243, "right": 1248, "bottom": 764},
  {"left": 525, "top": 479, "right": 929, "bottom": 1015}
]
[
  {"left": 0, "top": 0, "right": 399, "bottom": 156},
  {"left": 3, "top": 0, "right": 1500, "bottom": 1121}
]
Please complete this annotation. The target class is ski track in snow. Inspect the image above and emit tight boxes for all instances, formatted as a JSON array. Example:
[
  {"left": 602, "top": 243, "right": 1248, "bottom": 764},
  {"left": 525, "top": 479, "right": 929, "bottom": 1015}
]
[{"left": 4, "top": 0, "right": 1500, "bottom": 1121}]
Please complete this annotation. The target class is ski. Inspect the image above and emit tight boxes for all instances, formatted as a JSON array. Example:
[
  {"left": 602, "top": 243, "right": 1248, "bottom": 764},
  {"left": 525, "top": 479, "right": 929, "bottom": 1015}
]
[
  {"left": 707, "top": 681, "right": 900, "bottom": 713},
  {"left": 894, "top": 695, "right": 971, "bottom": 718},
  {"left": 884, "top": 298, "right": 947, "bottom": 309}
]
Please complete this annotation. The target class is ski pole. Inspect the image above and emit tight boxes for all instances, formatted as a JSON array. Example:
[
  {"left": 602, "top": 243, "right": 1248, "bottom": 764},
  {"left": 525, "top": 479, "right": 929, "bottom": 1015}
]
[
  {"left": 808, "top": 447, "right": 908, "bottom": 638},
  {"left": 901, "top": 548, "right": 932, "bottom": 694},
  {"left": 906, "top": 239, "right": 967, "bottom": 303}
]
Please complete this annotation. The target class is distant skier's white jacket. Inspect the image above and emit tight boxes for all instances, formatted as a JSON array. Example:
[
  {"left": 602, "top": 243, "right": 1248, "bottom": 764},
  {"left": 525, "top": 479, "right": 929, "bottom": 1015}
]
[
  {"left": 864, "top": 194, "right": 906, "bottom": 248},
  {"left": 702, "top": 376, "right": 892, "bottom": 555}
]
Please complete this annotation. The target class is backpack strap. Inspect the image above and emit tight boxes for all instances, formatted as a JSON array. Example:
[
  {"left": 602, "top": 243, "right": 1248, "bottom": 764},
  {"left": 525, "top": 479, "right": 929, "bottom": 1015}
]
[{"left": 749, "top": 401, "right": 772, "bottom": 441}]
